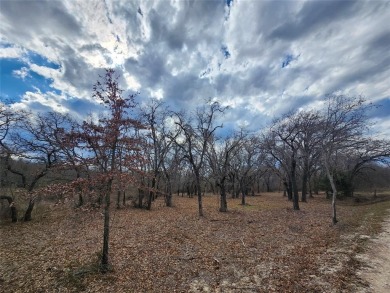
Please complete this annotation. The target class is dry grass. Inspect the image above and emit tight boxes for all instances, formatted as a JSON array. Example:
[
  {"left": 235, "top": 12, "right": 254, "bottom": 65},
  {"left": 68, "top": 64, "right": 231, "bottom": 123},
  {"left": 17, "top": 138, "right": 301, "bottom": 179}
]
[{"left": 1, "top": 192, "right": 389, "bottom": 292}]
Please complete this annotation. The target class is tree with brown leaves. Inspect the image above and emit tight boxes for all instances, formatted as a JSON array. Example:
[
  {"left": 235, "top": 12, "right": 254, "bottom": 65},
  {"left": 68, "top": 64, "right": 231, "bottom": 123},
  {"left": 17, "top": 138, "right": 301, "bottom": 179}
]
[{"left": 75, "top": 69, "right": 144, "bottom": 272}]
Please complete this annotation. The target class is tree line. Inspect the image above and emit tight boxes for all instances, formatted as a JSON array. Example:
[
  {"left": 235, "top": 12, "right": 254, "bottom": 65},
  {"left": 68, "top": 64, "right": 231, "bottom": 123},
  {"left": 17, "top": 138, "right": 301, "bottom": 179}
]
[{"left": 1, "top": 69, "right": 389, "bottom": 271}]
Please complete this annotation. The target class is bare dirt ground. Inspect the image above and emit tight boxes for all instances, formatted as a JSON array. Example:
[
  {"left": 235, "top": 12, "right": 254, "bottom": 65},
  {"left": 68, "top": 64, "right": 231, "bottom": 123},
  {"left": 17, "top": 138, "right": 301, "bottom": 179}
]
[
  {"left": 0, "top": 192, "right": 389, "bottom": 292},
  {"left": 356, "top": 213, "right": 390, "bottom": 293}
]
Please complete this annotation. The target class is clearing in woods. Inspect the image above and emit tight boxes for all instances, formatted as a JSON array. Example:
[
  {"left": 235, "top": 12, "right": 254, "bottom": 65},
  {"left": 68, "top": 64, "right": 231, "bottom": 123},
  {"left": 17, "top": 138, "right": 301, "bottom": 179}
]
[{"left": 0, "top": 192, "right": 389, "bottom": 292}]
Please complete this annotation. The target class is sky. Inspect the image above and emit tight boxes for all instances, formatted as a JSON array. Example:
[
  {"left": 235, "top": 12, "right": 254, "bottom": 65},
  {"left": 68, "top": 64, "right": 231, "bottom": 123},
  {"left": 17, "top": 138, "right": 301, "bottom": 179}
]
[{"left": 0, "top": 0, "right": 389, "bottom": 137}]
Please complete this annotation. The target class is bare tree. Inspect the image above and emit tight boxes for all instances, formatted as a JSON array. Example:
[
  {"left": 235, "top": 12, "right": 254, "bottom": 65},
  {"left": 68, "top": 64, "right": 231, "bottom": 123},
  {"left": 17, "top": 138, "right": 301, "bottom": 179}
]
[
  {"left": 173, "top": 101, "right": 226, "bottom": 216},
  {"left": 328, "top": 138, "right": 390, "bottom": 197},
  {"left": 6, "top": 111, "right": 68, "bottom": 221},
  {"left": 0, "top": 103, "right": 26, "bottom": 222},
  {"left": 320, "top": 95, "right": 372, "bottom": 224},
  {"left": 266, "top": 114, "right": 302, "bottom": 210},
  {"left": 161, "top": 142, "right": 182, "bottom": 207},
  {"left": 207, "top": 132, "right": 243, "bottom": 212},
  {"left": 230, "top": 135, "right": 262, "bottom": 206},
  {"left": 262, "top": 131, "right": 293, "bottom": 199},
  {"left": 141, "top": 99, "right": 179, "bottom": 209},
  {"left": 348, "top": 139, "right": 390, "bottom": 187},
  {"left": 294, "top": 110, "right": 322, "bottom": 202}
]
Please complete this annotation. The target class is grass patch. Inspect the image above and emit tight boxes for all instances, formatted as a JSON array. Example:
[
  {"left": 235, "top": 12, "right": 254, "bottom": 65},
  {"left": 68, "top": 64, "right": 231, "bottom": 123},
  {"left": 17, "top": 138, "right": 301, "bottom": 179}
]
[{"left": 358, "top": 200, "right": 390, "bottom": 235}]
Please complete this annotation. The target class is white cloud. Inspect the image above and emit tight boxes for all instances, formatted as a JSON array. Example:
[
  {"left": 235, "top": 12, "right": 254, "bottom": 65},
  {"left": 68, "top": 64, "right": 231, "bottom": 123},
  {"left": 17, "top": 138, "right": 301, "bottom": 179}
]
[
  {"left": 0, "top": 45, "right": 26, "bottom": 59},
  {"left": 150, "top": 88, "right": 164, "bottom": 100},
  {"left": 123, "top": 72, "right": 141, "bottom": 91},
  {"left": 12, "top": 67, "right": 30, "bottom": 80},
  {"left": 370, "top": 117, "right": 390, "bottom": 140},
  {"left": 11, "top": 89, "right": 70, "bottom": 114}
]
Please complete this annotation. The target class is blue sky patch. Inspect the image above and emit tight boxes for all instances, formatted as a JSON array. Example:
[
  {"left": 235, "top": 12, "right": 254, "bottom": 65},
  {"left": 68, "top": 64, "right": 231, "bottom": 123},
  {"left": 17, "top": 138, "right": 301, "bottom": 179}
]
[
  {"left": 221, "top": 45, "right": 231, "bottom": 59},
  {"left": 1, "top": 59, "right": 33, "bottom": 101},
  {"left": 27, "top": 51, "right": 60, "bottom": 70},
  {"left": 369, "top": 97, "right": 390, "bottom": 119},
  {"left": 282, "top": 54, "right": 300, "bottom": 68},
  {"left": 1, "top": 51, "right": 61, "bottom": 102}
]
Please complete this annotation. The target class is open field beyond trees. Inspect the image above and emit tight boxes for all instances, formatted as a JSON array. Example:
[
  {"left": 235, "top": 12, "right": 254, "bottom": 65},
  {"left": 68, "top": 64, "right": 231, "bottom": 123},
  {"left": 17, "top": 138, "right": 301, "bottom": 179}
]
[{"left": 1, "top": 192, "right": 390, "bottom": 293}]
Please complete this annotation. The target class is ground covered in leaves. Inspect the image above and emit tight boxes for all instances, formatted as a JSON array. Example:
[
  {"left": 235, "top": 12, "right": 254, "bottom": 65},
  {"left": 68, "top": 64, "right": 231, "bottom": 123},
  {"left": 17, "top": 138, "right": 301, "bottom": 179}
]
[{"left": 1, "top": 192, "right": 389, "bottom": 292}]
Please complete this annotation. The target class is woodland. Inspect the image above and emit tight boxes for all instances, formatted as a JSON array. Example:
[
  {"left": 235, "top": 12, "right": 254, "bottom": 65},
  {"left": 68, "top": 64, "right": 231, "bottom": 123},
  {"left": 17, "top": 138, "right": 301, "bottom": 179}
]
[{"left": 1, "top": 69, "right": 390, "bottom": 292}]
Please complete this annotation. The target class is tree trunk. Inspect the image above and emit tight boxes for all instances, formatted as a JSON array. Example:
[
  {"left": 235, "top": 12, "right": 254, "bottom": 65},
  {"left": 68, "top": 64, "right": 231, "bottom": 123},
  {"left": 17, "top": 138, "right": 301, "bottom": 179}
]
[
  {"left": 301, "top": 161, "right": 308, "bottom": 202},
  {"left": 210, "top": 182, "right": 216, "bottom": 195},
  {"left": 330, "top": 178, "right": 337, "bottom": 225},
  {"left": 308, "top": 178, "right": 314, "bottom": 198},
  {"left": 0, "top": 156, "right": 8, "bottom": 187},
  {"left": 324, "top": 162, "right": 338, "bottom": 225},
  {"left": 101, "top": 184, "right": 111, "bottom": 273},
  {"left": 23, "top": 197, "right": 35, "bottom": 221},
  {"left": 219, "top": 178, "right": 227, "bottom": 212},
  {"left": 231, "top": 175, "right": 236, "bottom": 198},
  {"left": 165, "top": 175, "right": 173, "bottom": 207},
  {"left": 165, "top": 191, "right": 172, "bottom": 207},
  {"left": 77, "top": 191, "right": 83, "bottom": 207},
  {"left": 291, "top": 152, "right": 299, "bottom": 210},
  {"left": 75, "top": 173, "right": 83, "bottom": 207},
  {"left": 282, "top": 180, "right": 288, "bottom": 197},
  {"left": 241, "top": 180, "right": 246, "bottom": 205},
  {"left": 122, "top": 190, "right": 126, "bottom": 206},
  {"left": 266, "top": 181, "right": 271, "bottom": 192},
  {"left": 116, "top": 189, "right": 121, "bottom": 209},
  {"left": 235, "top": 186, "right": 240, "bottom": 199},
  {"left": 147, "top": 177, "right": 156, "bottom": 210},
  {"left": 287, "top": 178, "right": 293, "bottom": 201},
  {"left": 0, "top": 196, "right": 17, "bottom": 222},
  {"left": 138, "top": 188, "right": 143, "bottom": 208},
  {"left": 195, "top": 172, "right": 203, "bottom": 217}
]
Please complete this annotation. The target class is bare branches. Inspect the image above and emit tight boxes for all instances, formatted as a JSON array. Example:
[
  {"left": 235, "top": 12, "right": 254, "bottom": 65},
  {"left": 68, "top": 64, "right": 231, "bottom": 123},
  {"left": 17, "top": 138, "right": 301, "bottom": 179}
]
[{"left": 172, "top": 100, "right": 227, "bottom": 216}]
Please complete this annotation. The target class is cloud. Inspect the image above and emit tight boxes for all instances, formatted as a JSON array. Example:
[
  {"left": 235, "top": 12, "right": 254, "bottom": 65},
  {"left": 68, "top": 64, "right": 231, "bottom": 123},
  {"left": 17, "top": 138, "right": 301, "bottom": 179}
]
[
  {"left": 0, "top": 44, "right": 26, "bottom": 59},
  {"left": 269, "top": 0, "right": 359, "bottom": 41},
  {"left": 11, "top": 89, "right": 70, "bottom": 114},
  {"left": 12, "top": 67, "right": 30, "bottom": 80},
  {"left": 0, "top": 0, "right": 389, "bottom": 138}
]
